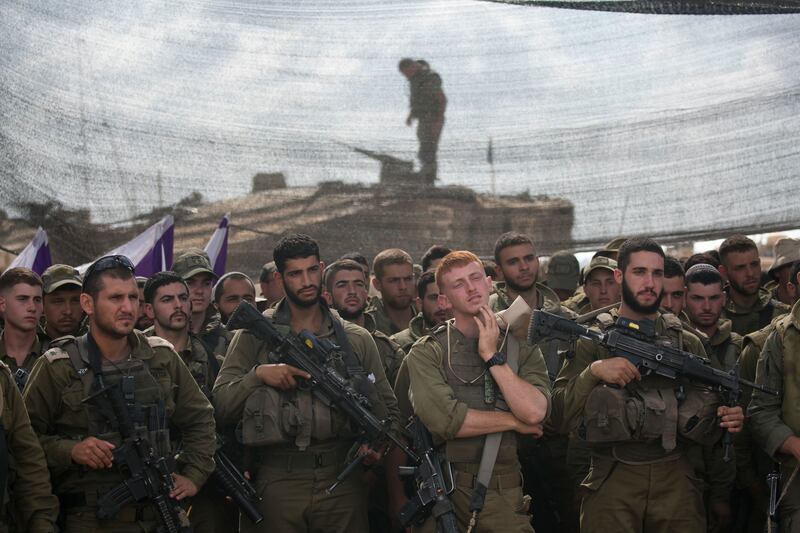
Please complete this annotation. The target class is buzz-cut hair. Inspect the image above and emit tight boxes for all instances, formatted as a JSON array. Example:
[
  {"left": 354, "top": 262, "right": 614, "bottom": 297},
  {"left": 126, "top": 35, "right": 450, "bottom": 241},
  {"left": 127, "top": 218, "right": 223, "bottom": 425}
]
[
  {"left": 0, "top": 267, "right": 42, "bottom": 295},
  {"left": 493, "top": 232, "right": 534, "bottom": 265},
  {"left": 685, "top": 264, "right": 724, "bottom": 289},
  {"left": 719, "top": 235, "right": 758, "bottom": 264},
  {"left": 684, "top": 252, "right": 720, "bottom": 271},
  {"left": 324, "top": 260, "right": 366, "bottom": 292},
  {"left": 664, "top": 256, "right": 685, "bottom": 280},
  {"left": 435, "top": 251, "right": 482, "bottom": 291},
  {"left": 398, "top": 58, "right": 415, "bottom": 71},
  {"left": 82, "top": 267, "right": 135, "bottom": 300},
  {"left": 273, "top": 234, "right": 320, "bottom": 274},
  {"left": 417, "top": 269, "right": 437, "bottom": 300},
  {"left": 143, "top": 271, "right": 187, "bottom": 304},
  {"left": 372, "top": 248, "right": 413, "bottom": 280},
  {"left": 617, "top": 238, "right": 665, "bottom": 274}
]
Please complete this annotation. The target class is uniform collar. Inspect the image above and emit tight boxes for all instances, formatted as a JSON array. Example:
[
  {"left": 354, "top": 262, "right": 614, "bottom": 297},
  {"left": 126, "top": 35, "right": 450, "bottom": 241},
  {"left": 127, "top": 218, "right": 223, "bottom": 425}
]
[{"left": 724, "top": 286, "right": 772, "bottom": 315}]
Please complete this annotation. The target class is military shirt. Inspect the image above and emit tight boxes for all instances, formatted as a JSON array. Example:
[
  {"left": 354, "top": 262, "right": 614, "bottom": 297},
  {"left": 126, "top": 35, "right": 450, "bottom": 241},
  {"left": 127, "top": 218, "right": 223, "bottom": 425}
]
[
  {"left": 748, "top": 300, "right": 800, "bottom": 460},
  {"left": 143, "top": 329, "right": 221, "bottom": 394},
  {"left": 704, "top": 319, "right": 742, "bottom": 372},
  {"left": 722, "top": 287, "right": 790, "bottom": 337},
  {"left": 200, "top": 309, "right": 233, "bottom": 358},
  {"left": 23, "top": 330, "right": 216, "bottom": 495},
  {"left": 391, "top": 313, "right": 428, "bottom": 354},
  {"left": 365, "top": 297, "right": 416, "bottom": 337},
  {"left": 0, "top": 361, "right": 58, "bottom": 533},
  {"left": 212, "top": 301, "right": 400, "bottom": 449},
  {"left": 406, "top": 322, "right": 551, "bottom": 445},
  {"left": 363, "top": 313, "right": 406, "bottom": 386},
  {"left": 0, "top": 331, "right": 47, "bottom": 391},
  {"left": 409, "top": 67, "right": 444, "bottom": 121}
]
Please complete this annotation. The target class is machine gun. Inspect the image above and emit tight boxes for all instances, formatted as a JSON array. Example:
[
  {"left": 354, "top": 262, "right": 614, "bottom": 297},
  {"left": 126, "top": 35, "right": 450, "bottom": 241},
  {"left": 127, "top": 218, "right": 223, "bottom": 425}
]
[
  {"left": 227, "top": 301, "right": 420, "bottom": 492},
  {"left": 83, "top": 376, "right": 191, "bottom": 533},
  {"left": 529, "top": 310, "right": 779, "bottom": 461},
  {"left": 397, "top": 417, "right": 457, "bottom": 533}
]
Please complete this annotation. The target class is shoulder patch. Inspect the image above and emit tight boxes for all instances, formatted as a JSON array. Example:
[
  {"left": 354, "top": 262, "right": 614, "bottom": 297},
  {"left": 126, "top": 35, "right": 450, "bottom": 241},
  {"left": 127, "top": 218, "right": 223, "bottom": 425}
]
[
  {"left": 146, "top": 336, "right": 175, "bottom": 351},
  {"left": 49, "top": 335, "right": 76, "bottom": 348},
  {"left": 44, "top": 346, "right": 71, "bottom": 363}
]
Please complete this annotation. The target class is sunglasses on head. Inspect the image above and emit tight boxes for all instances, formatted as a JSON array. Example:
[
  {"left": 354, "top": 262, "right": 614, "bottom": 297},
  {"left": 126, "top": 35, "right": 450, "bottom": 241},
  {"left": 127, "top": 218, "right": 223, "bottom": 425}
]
[{"left": 83, "top": 255, "right": 136, "bottom": 289}]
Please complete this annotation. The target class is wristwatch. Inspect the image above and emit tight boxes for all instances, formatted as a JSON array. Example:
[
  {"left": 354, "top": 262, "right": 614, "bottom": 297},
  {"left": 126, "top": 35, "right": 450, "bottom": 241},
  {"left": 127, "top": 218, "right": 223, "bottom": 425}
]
[{"left": 485, "top": 351, "right": 507, "bottom": 369}]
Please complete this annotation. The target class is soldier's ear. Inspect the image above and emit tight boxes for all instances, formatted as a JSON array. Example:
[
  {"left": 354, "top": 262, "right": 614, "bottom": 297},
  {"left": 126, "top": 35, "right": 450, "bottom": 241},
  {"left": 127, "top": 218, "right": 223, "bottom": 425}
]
[
  {"left": 79, "top": 292, "right": 94, "bottom": 316},
  {"left": 143, "top": 303, "right": 155, "bottom": 320},
  {"left": 613, "top": 268, "right": 623, "bottom": 285}
]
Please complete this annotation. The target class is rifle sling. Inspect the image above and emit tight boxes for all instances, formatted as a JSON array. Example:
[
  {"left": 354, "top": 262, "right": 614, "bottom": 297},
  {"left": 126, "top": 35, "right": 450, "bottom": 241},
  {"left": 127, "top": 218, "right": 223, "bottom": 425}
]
[{"left": 469, "top": 334, "right": 520, "bottom": 513}]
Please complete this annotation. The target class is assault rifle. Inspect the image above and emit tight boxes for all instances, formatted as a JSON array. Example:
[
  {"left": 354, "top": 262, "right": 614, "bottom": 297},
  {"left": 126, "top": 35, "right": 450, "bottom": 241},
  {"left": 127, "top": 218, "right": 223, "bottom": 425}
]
[
  {"left": 528, "top": 310, "right": 779, "bottom": 461},
  {"left": 397, "top": 417, "right": 457, "bottom": 533},
  {"left": 210, "top": 434, "right": 263, "bottom": 524},
  {"left": 83, "top": 376, "right": 191, "bottom": 533},
  {"left": 227, "top": 301, "right": 420, "bottom": 492}
]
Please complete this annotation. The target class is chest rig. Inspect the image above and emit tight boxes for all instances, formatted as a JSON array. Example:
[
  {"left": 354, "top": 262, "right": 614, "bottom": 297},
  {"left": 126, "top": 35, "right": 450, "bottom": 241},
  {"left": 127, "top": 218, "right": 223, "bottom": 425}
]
[
  {"left": 240, "top": 306, "right": 378, "bottom": 451},
  {"left": 581, "top": 314, "right": 722, "bottom": 464},
  {"left": 432, "top": 323, "right": 518, "bottom": 466},
  {"left": 65, "top": 334, "right": 171, "bottom": 457}
]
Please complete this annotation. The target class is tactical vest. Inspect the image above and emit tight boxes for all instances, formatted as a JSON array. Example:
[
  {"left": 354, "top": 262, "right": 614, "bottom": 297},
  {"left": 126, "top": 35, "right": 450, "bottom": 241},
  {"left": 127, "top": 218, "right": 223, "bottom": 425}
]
[
  {"left": 48, "top": 333, "right": 174, "bottom": 508},
  {"left": 431, "top": 324, "right": 518, "bottom": 466},
  {"left": 775, "top": 315, "right": 800, "bottom": 435},
  {"left": 240, "top": 311, "right": 382, "bottom": 451},
  {"left": 581, "top": 314, "right": 722, "bottom": 464}
]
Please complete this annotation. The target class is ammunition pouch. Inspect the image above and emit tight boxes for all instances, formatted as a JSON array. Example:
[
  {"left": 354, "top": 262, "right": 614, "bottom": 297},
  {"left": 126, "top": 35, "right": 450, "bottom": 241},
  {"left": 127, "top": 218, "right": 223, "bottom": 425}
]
[
  {"left": 677, "top": 385, "right": 723, "bottom": 446},
  {"left": 582, "top": 384, "right": 679, "bottom": 451}
]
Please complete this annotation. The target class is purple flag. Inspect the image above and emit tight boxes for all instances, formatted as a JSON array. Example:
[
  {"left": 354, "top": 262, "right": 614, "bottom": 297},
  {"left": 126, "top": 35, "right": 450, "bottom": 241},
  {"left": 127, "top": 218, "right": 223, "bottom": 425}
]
[
  {"left": 6, "top": 227, "right": 53, "bottom": 275},
  {"left": 204, "top": 213, "right": 229, "bottom": 278},
  {"left": 77, "top": 215, "right": 174, "bottom": 278}
]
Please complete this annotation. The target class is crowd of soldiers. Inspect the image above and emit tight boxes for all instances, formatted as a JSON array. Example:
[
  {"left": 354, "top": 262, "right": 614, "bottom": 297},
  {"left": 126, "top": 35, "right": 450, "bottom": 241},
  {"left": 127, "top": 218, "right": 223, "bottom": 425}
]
[{"left": 0, "top": 230, "right": 799, "bottom": 533}]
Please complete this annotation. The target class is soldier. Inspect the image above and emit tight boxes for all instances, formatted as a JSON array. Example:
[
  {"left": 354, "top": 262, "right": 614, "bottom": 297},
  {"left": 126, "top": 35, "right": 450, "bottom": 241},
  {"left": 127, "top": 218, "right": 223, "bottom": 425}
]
[
  {"left": 719, "top": 235, "right": 790, "bottom": 336},
  {"left": 324, "top": 259, "right": 406, "bottom": 385},
  {"left": 214, "top": 271, "right": 256, "bottom": 324},
  {"left": 545, "top": 250, "right": 580, "bottom": 302},
  {"left": 367, "top": 248, "right": 417, "bottom": 336},
  {"left": 134, "top": 276, "right": 153, "bottom": 331},
  {"left": 213, "top": 234, "right": 400, "bottom": 533},
  {"left": 580, "top": 256, "right": 620, "bottom": 314},
  {"left": 257, "top": 261, "right": 285, "bottom": 311},
  {"left": 748, "top": 263, "right": 800, "bottom": 531},
  {"left": 0, "top": 268, "right": 45, "bottom": 391},
  {"left": 40, "top": 264, "right": 84, "bottom": 345},
  {"left": 392, "top": 269, "right": 450, "bottom": 354},
  {"left": 553, "top": 238, "right": 743, "bottom": 533},
  {"left": 398, "top": 58, "right": 446, "bottom": 183},
  {"left": 23, "top": 254, "right": 216, "bottom": 533},
  {"left": 406, "top": 250, "right": 550, "bottom": 532},
  {"left": 490, "top": 232, "right": 577, "bottom": 533},
  {"left": 0, "top": 358, "right": 60, "bottom": 532},
  {"left": 661, "top": 256, "right": 687, "bottom": 317},
  {"left": 173, "top": 249, "right": 231, "bottom": 357},
  {"left": 420, "top": 245, "right": 451, "bottom": 273},
  {"left": 767, "top": 237, "right": 800, "bottom": 306}
]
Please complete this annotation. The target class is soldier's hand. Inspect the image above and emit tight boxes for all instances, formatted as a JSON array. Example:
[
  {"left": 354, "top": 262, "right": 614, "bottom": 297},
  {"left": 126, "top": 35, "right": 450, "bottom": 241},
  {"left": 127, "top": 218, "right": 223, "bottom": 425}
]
[
  {"left": 71, "top": 437, "right": 115, "bottom": 469},
  {"left": 356, "top": 443, "right": 384, "bottom": 466},
  {"left": 709, "top": 501, "right": 732, "bottom": 532},
  {"left": 717, "top": 405, "right": 744, "bottom": 433},
  {"left": 170, "top": 473, "right": 198, "bottom": 500},
  {"left": 474, "top": 305, "right": 500, "bottom": 361},
  {"left": 589, "top": 357, "right": 641, "bottom": 387},
  {"left": 405, "top": 114, "right": 413, "bottom": 126},
  {"left": 255, "top": 363, "right": 311, "bottom": 390}
]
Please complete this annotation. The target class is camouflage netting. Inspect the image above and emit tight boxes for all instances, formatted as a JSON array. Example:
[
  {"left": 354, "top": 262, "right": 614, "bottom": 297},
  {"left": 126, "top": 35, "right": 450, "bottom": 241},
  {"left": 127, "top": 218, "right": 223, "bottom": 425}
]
[{"left": 2, "top": 0, "right": 800, "bottom": 251}]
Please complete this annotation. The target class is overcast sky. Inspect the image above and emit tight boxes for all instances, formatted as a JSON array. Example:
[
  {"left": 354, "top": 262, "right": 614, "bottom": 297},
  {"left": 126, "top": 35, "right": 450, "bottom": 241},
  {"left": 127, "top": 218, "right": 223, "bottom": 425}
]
[{"left": 2, "top": 1, "right": 799, "bottom": 240}]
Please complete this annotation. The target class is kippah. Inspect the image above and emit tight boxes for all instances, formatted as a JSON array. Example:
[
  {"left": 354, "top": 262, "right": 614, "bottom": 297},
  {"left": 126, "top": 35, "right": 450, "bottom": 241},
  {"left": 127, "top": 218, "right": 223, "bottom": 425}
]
[{"left": 685, "top": 263, "right": 719, "bottom": 277}]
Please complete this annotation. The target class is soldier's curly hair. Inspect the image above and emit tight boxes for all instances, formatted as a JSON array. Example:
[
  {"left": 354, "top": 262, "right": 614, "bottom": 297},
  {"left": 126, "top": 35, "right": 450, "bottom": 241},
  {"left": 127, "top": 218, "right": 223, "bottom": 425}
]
[{"left": 273, "top": 234, "right": 320, "bottom": 274}]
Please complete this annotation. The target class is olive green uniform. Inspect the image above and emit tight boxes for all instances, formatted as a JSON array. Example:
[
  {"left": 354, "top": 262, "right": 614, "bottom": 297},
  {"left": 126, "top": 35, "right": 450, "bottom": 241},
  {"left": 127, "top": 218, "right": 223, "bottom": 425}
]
[
  {"left": 722, "top": 287, "right": 790, "bottom": 337},
  {"left": 748, "top": 301, "right": 800, "bottom": 532},
  {"left": 563, "top": 287, "right": 588, "bottom": 314},
  {"left": 200, "top": 309, "right": 233, "bottom": 359},
  {"left": 363, "top": 313, "right": 406, "bottom": 386},
  {"left": 0, "top": 361, "right": 59, "bottom": 533},
  {"left": 406, "top": 322, "right": 551, "bottom": 532},
  {"left": 365, "top": 298, "right": 415, "bottom": 337},
  {"left": 554, "top": 313, "right": 720, "bottom": 533},
  {"left": 490, "top": 282, "right": 577, "bottom": 533},
  {"left": 0, "top": 331, "right": 46, "bottom": 391},
  {"left": 703, "top": 319, "right": 742, "bottom": 372},
  {"left": 391, "top": 313, "right": 429, "bottom": 355},
  {"left": 212, "top": 301, "right": 400, "bottom": 533},
  {"left": 23, "top": 331, "right": 216, "bottom": 533}
]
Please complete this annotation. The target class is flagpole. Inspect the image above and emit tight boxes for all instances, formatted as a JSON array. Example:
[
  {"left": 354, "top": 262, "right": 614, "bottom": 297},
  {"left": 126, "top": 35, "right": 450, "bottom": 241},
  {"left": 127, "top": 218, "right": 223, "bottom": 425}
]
[{"left": 488, "top": 137, "right": 496, "bottom": 197}]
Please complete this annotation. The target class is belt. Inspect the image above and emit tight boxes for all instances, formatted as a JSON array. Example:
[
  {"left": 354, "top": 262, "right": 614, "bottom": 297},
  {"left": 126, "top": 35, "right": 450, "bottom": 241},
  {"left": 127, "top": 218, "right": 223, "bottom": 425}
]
[
  {"left": 261, "top": 449, "right": 348, "bottom": 471},
  {"left": 454, "top": 470, "right": 522, "bottom": 490}
]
